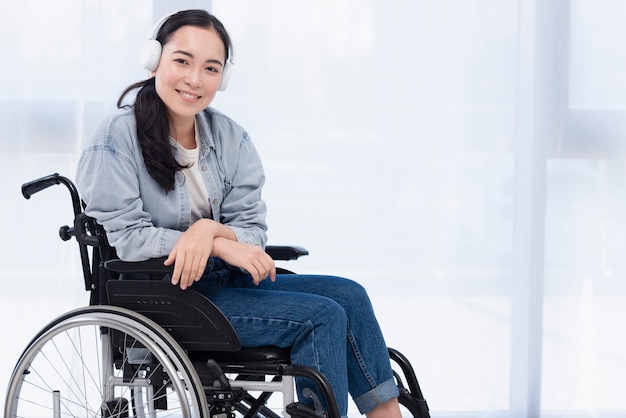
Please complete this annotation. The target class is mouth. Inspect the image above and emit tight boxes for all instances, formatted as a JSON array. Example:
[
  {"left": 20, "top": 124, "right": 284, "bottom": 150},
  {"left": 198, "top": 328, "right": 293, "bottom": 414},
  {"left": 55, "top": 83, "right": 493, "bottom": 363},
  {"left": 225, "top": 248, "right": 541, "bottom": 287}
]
[{"left": 177, "top": 90, "right": 202, "bottom": 101}]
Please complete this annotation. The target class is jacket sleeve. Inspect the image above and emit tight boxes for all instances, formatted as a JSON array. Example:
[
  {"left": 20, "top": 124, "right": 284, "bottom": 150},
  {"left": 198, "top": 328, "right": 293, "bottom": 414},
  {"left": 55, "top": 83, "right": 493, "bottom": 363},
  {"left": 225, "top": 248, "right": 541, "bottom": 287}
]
[
  {"left": 76, "top": 113, "right": 182, "bottom": 261},
  {"left": 217, "top": 127, "right": 269, "bottom": 248}
]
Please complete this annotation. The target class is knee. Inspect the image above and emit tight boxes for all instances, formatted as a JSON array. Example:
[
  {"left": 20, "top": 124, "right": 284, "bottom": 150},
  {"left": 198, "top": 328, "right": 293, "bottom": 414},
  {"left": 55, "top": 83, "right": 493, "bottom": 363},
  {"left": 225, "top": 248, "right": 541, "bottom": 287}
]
[
  {"left": 328, "top": 276, "right": 371, "bottom": 306},
  {"left": 317, "top": 300, "right": 349, "bottom": 348},
  {"left": 304, "top": 297, "right": 348, "bottom": 340},
  {"left": 345, "top": 279, "right": 369, "bottom": 301},
  {"left": 317, "top": 298, "right": 348, "bottom": 327}
]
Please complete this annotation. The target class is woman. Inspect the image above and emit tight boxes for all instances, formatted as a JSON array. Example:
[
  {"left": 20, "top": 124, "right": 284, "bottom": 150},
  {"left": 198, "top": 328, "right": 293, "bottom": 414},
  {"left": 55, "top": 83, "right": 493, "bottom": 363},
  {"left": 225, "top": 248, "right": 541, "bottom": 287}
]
[{"left": 76, "top": 9, "right": 402, "bottom": 418}]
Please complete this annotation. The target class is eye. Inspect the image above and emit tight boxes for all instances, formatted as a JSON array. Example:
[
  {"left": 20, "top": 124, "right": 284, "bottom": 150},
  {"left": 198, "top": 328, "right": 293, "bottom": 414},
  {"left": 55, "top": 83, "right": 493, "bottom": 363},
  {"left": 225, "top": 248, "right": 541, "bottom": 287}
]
[
  {"left": 205, "top": 65, "right": 220, "bottom": 73},
  {"left": 174, "top": 58, "right": 189, "bottom": 65}
]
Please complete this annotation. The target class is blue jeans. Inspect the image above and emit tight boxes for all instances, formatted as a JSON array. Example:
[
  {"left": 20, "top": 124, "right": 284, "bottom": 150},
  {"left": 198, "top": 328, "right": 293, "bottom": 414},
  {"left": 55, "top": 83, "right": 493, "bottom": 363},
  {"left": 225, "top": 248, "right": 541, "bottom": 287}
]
[{"left": 191, "top": 261, "right": 399, "bottom": 416}]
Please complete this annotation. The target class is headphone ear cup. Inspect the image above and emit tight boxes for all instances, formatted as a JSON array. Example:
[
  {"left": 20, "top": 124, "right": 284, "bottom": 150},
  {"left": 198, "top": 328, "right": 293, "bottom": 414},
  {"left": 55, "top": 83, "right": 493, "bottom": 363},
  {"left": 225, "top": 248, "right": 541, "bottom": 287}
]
[
  {"left": 141, "top": 39, "right": 162, "bottom": 72},
  {"left": 218, "top": 62, "right": 233, "bottom": 91}
]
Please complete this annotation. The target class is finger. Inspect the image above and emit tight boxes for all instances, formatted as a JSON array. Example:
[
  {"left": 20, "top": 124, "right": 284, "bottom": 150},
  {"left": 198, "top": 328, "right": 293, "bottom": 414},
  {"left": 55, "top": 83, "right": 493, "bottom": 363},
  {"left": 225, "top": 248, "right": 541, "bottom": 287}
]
[
  {"left": 182, "top": 255, "right": 204, "bottom": 290},
  {"left": 250, "top": 257, "right": 273, "bottom": 285},
  {"left": 259, "top": 256, "right": 275, "bottom": 282},
  {"left": 180, "top": 263, "right": 191, "bottom": 290},
  {"left": 194, "top": 255, "right": 209, "bottom": 282},
  {"left": 251, "top": 270, "right": 261, "bottom": 285},
  {"left": 248, "top": 262, "right": 262, "bottom": 285},
  {"left": 266, "top": 257, "right": 276, "bottom": 282},
  {"left": 166, "top": 250, "right": 177, "bottom": 284},
  {"left": 185, "top": 257, "right": 202, "bottom": 287},
  {"left": 172, "top": 253, "right": 186, "bottom": 287},
  {"left": 164, "top": 253, "right": 175, "bottom": 266}
]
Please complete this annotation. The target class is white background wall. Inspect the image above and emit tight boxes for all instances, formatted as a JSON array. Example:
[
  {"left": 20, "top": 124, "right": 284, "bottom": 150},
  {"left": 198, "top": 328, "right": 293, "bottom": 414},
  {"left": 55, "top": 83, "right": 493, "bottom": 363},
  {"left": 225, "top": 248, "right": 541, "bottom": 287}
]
[{"left": 1, "top": 1, "right": 625, "bottom": 417}]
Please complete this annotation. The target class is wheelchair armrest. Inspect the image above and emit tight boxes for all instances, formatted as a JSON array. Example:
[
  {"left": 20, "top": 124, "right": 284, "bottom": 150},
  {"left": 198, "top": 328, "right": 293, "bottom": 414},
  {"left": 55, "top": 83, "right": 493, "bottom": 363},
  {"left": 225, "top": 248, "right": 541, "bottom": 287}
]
[
  {"left": 104, "top": 257, "right": 172, "bottom": 274},
  {"left": 103, "top": 245, "right": 308, "bottom": 273},
  {"left": 265, "top": 245, "right": 309, "bottom": 261}
]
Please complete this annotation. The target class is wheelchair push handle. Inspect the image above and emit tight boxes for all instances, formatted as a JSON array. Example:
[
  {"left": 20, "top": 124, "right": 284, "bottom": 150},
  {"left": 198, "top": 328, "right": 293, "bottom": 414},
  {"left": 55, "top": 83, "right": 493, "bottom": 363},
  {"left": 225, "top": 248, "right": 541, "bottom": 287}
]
[
  {"left": 21, "top": 173, "right": 62, "bottom": 199},
  {"left": 22, "top": 173, "right": 83, "bottom": 218},
  {"left": 21, "top": 173, "right": 98, "bottom": 291}
]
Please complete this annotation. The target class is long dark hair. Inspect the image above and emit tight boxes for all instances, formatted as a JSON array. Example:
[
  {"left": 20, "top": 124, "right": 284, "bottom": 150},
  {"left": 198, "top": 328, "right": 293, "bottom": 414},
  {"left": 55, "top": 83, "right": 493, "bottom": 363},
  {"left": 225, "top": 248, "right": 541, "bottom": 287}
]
[{"left": 117, "top": 10, "right": 232, "bottom": 191}]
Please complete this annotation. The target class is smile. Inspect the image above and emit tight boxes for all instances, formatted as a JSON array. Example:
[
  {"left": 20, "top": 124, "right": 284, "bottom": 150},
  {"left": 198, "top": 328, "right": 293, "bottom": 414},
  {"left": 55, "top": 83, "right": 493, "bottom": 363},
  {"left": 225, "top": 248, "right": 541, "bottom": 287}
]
[{"left": 177, "top": 90, "right": 201, "bottom": 100}]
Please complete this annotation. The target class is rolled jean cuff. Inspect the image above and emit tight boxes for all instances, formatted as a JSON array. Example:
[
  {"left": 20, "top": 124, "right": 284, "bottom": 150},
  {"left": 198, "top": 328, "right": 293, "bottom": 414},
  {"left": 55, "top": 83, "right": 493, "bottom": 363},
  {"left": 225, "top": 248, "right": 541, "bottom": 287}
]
[{"left": 353, "top": 377, "right": 400, "bottom": 414}]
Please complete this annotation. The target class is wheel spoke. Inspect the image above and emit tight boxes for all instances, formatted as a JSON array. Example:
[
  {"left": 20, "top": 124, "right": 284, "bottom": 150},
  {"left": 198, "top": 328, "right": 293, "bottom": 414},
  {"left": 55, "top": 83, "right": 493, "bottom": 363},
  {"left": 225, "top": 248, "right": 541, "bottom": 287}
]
[{"left": 5, "top": 306, "right": 206, "bottom": 418}]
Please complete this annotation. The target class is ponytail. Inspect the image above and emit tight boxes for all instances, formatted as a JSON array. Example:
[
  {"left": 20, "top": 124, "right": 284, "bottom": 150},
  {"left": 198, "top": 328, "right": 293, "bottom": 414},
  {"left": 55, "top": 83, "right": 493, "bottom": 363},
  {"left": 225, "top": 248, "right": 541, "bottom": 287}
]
[{"left": 118, "top": 79, "right": 183, "bottom": 192}]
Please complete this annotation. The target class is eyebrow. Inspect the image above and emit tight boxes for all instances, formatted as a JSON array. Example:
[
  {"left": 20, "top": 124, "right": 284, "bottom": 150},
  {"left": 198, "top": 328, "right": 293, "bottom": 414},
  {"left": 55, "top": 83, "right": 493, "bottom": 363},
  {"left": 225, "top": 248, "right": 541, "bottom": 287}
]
[{"left": 172, "top": 50, "right": 224, "bottom": 67}]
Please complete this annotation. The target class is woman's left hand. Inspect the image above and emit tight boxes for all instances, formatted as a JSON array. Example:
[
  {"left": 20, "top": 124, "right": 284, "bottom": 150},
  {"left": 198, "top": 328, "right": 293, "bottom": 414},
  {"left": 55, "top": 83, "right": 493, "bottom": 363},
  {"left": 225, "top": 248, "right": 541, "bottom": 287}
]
[{"left": 213, "top": 238, "right": 276, "bottom": 285}]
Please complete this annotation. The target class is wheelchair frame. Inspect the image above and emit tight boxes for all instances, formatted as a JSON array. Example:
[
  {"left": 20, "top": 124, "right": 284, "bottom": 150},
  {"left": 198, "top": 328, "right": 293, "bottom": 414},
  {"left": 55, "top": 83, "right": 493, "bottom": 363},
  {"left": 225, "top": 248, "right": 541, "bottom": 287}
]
[{"left": 5, "top": 173, "right": 430, "bottom": 418}]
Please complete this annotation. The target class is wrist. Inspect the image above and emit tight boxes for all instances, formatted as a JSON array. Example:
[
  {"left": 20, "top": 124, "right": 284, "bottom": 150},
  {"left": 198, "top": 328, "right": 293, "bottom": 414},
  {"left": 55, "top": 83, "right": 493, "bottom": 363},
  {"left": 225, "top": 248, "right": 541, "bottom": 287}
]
[
  {"left": 212, "top": 236, "right": 233, "bottom": 259},
  {"left": 193, "top": 218, "right": 222, "bottom": 237}
]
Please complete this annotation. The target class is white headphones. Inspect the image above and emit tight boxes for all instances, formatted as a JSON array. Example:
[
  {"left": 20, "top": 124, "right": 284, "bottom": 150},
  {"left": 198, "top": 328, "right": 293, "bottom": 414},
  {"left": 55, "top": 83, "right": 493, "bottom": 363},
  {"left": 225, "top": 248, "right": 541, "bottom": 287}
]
[{"left": 140, "top": 10, "right": 235, "bottom": 91}]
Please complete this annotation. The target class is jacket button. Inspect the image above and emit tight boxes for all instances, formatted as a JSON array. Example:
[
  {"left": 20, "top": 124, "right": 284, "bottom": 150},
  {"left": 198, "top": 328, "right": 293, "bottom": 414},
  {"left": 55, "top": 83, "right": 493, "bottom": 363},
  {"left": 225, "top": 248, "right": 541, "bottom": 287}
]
[{"left": 202, "top": 166, "right": 207, "bottom": 171}]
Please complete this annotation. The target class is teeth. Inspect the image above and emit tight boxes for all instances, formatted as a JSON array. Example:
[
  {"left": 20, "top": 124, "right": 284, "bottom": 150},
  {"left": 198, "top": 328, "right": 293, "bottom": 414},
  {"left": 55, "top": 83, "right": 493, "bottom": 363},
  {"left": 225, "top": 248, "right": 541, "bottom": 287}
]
[{"left": 180, "top": 91, "right": 199, "bottom": 99}]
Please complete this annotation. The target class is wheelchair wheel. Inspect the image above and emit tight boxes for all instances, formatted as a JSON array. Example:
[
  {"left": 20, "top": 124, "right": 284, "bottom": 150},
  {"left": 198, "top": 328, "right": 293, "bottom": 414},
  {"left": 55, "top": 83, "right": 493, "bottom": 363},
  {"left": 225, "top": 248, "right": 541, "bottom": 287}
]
[{"left": 5, "top": 305, "right": 208, "bottom": 418}]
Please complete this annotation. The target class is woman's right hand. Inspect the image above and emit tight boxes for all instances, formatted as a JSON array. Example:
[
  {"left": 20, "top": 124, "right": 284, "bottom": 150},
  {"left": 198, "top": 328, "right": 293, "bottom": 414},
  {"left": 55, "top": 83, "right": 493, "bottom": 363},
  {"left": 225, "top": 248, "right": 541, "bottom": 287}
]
[{"left": 164, "top": 219, "right": 216, "bottom": 290}]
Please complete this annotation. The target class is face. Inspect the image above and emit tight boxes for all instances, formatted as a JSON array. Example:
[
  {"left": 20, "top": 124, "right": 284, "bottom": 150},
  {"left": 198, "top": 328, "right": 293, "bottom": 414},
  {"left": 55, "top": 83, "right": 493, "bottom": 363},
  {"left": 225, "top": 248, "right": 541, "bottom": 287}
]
[{"left": 153, "top": 25, "right": 226, "bottom": 129}]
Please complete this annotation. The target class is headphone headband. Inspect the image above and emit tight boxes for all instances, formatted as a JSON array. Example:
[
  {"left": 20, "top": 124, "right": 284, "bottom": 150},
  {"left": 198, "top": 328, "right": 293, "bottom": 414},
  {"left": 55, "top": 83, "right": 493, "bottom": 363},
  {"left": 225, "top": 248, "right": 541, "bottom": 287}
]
[{"left": 140, "top": 10, "right": 234, "bottom": 91}]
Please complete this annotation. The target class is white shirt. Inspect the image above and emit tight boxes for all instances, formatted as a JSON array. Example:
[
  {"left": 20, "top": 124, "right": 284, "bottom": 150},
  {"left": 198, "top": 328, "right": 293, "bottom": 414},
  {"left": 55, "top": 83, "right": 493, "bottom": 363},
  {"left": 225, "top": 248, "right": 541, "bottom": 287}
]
[{"left": 172, "top": 125, "right": 212, "bottom": 223}]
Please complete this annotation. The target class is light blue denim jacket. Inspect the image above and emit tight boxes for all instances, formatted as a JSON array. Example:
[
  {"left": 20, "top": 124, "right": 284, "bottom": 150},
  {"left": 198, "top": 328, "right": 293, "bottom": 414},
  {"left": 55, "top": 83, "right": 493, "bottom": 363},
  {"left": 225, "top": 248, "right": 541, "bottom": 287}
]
[{"left": 76, "top": 107, "right": 267, "bottom": 261}]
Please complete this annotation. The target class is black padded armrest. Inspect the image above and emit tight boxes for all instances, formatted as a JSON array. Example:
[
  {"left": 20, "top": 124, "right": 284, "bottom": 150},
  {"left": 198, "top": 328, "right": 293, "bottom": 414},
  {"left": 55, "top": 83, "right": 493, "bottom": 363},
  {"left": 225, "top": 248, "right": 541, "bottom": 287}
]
[
  {"left": 104, "top": 245, "right": 308, "bottom": 273},
  {"left": 105, "top": 257, "right": 172, "bottom": 274},
  {"left": 265, "top": 245, "right": 309, "bottom": 261}
]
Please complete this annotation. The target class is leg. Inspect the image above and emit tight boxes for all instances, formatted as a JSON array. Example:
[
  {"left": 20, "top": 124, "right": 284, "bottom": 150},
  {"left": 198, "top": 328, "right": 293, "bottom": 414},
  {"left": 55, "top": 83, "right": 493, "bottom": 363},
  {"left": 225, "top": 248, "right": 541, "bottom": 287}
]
[
  {"left": 231, "top": 273, "right": 400, "bottom": 415},
  {"left": 193, "top": 270, "right": 400, "bottom": 416},
  {"left": 365, "top": 398, "right": 402, "bottom": 418},
  {"left": 192, "top": 273, "right": 351, "bottom": 415}
]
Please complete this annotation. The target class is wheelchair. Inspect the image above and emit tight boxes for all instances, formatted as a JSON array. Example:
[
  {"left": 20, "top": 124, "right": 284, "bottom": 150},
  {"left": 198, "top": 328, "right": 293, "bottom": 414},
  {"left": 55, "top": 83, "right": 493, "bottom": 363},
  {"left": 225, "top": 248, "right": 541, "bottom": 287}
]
[{"left": 5, "top": 173, "right": 430, "bottom": 418}]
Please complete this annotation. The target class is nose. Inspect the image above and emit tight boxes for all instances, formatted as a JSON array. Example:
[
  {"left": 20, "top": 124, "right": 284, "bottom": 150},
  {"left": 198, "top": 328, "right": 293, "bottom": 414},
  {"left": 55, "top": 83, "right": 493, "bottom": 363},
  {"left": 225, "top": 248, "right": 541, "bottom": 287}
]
[{"left": 184, "top": 69, "right": 203, "bottom": 88}]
